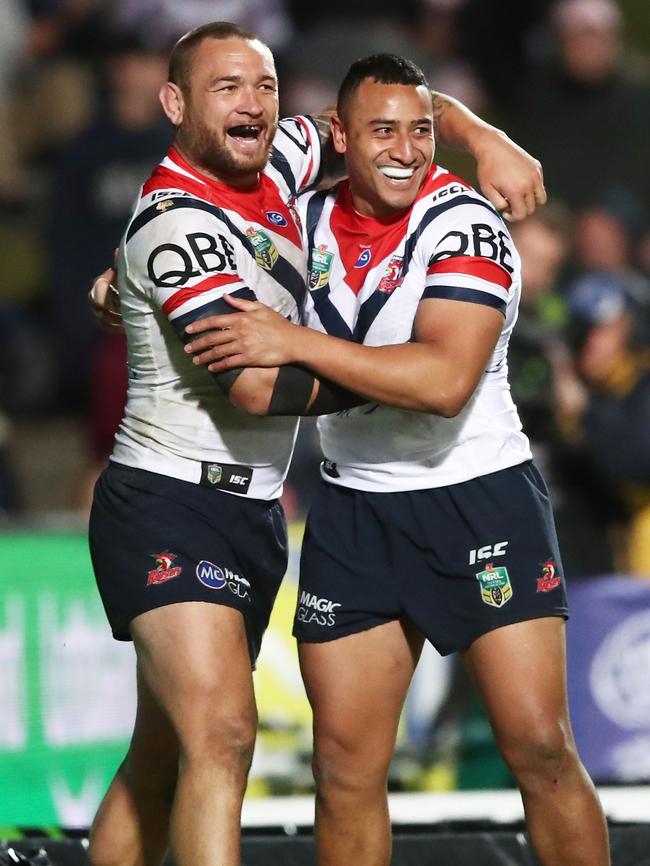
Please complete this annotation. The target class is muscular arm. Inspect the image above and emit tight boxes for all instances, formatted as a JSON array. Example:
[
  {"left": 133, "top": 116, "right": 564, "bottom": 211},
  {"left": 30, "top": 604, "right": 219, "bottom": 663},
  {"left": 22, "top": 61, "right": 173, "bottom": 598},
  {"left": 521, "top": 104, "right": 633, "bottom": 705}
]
[
  {"left": 185, "top": 295, "right": 504, "bottom": 418},
  {"left": 430, "top": 92, "right": 545, "bottom": 221},
  {"left": 315, "top": 93, "right": 546, "bottom": 220}
]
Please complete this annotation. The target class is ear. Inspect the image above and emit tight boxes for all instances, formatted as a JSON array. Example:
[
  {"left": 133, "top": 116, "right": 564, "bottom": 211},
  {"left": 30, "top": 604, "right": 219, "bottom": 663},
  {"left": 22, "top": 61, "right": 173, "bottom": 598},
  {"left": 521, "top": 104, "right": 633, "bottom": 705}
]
[
  {"left": 159, "top": 82, "right": 185, "bottom": 127},
  {"left": 330, "top": 113, "right": 346, "bottom": 155}
]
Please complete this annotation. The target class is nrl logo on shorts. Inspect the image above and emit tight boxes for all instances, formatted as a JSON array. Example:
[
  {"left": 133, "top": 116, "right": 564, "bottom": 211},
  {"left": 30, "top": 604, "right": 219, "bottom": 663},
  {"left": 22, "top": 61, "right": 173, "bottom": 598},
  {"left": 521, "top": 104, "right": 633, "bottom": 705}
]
[
  {"left": 147, "top": 551, "right": 183, "bottom": 586},
  {"left": 246, "top": 228, "right": 278, "bottom": 271},
  {"left": 155, "top": 200, "right": 174, "bottom": 212},
  {"left": 309, "top": 244, "right": 333, "bottom": 289},
  {"left": 476, "top": 563, "right": 513, "bottom": 608},
  {"left": 377, "top": 256, "right": 404, "bottom": 294},
  {"left": 206, "top": 463, "right": 222, "bottom": 485},
  {"left": 537, "top": 559, "right": 561, "bottom": 593}
]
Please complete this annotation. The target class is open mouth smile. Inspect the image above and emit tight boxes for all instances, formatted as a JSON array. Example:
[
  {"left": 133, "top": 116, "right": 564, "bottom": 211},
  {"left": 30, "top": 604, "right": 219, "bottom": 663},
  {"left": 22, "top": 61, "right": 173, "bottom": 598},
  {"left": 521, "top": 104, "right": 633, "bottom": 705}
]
[
  {"left": 227, "top": 124, "right": 264, "bottom": 141},
  {"left": 378, "top": 166, "right": 417, "bottom": 181}
]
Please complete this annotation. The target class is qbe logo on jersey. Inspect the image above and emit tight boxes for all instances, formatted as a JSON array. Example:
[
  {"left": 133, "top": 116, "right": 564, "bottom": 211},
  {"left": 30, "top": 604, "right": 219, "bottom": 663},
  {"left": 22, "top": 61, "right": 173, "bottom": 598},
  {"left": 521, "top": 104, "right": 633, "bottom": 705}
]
[{"left": 196, "top": 560, "right": 251, "bottom": 601}]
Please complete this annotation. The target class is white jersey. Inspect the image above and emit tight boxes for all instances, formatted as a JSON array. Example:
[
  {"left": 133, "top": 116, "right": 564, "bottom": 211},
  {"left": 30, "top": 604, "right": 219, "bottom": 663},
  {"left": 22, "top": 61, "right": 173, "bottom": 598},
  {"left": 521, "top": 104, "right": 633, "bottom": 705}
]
[
  {"left": 111, "top": 116, "right": 322, "bottom": 499},
  {"left": 299, "top": 166, "right": 532, "bottom": 492}
]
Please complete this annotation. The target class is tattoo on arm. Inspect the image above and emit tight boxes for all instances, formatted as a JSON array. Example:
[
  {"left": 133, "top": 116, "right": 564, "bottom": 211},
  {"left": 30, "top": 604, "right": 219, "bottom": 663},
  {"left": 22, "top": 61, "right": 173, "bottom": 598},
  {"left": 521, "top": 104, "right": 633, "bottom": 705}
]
[
  {"left": 313, "top": 110, "right": 346, "bottom": 186},
  {"left": 431, "top": 91, "right": 452, "bottom": 145}
]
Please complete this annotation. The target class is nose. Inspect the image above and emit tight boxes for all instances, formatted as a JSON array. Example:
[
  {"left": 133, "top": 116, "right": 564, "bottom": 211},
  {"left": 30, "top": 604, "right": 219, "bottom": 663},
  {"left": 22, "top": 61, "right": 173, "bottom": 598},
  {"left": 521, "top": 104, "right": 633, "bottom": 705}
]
[
  {"left": 389, "top": 132, "right": 416, "bottom": 164},
  {"left": 236, "top": 85, "right": 265, "bottom": 117}
]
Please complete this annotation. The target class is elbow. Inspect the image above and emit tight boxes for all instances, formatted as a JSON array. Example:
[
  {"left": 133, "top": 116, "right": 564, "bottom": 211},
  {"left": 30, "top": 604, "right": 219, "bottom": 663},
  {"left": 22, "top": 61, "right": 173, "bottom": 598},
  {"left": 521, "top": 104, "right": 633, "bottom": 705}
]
[
  {"left": 229, "top": 373, "right": 274, "bottom": 416},
  {"left": 230, "top": 387, "right": 272, "bottom": 416},
  {"left": 421, "top": 382, "right": 473, "bottom": 418}
]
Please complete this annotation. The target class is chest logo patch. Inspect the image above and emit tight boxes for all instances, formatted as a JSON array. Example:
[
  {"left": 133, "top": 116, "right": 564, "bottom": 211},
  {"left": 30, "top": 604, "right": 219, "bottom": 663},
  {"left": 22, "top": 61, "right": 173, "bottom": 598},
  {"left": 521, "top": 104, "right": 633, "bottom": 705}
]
[
  {"left": 377, "top": 256, "right": 404, "bottom": 294},
  {"left": 247, "top": 228, "right": 278, "bottom": 271},
  {"left": 309, "top": 244, "right": 334, "bottom": 289},
  {"left": 354, "top": 248, "right": 372, "bottom": 269},
  {"left": 266, "top": 210, "right": 288, "bottom": 227},
  {"left": 476, "top": 564, "right": 513, "bottom": 608}
]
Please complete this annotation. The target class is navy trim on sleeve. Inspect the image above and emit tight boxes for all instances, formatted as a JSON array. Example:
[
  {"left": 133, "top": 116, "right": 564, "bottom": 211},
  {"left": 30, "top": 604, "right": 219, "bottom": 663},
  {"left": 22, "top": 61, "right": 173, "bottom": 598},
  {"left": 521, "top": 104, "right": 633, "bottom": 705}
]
[{"left": 421, "top": 285, "right": 506, "bottom": 315}]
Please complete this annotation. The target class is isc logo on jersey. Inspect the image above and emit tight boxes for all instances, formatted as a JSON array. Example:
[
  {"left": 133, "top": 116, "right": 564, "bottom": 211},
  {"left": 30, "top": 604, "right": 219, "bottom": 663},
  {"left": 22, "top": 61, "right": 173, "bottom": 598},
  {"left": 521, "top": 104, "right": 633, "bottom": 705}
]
[
  {"left": 296, "top": 591, "right": 341, "bottom": 627},
  {"left": 196, "top": 561, "right": 251, "bottom": 600}
]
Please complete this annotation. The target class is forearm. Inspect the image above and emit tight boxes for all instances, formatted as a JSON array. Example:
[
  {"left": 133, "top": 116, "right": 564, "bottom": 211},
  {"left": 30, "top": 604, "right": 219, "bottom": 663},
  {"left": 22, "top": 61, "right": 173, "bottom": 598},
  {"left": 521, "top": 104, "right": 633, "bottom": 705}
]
[
  {"left": 230, "top": 364, "right": 366, "bottom": 416},
  {"left": 432, "top": 91, "right": 505, "bottom": 155},
  {"left": 287, "top": 326, "right": 463, "bottom": 416}
]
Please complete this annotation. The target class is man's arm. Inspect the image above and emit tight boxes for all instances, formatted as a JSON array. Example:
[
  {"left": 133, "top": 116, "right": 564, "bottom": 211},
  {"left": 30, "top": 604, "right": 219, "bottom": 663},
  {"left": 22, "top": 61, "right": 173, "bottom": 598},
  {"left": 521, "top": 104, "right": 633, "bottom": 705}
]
[
  {"left": 185, "top": 294, "right": 503, "bottom": 418},
  {"left": 314, "top": 93, "right": 546, "bottom": 220},
  {"left": 430, "top": 92, "right": 546, "bottom": 221}
]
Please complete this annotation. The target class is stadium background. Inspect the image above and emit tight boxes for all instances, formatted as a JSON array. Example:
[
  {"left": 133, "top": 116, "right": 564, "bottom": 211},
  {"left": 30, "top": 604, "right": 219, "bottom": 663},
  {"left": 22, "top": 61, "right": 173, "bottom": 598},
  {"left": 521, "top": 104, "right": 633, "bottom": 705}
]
[{"left": 1, "top": 0, "right": 650, "bottom": 846}]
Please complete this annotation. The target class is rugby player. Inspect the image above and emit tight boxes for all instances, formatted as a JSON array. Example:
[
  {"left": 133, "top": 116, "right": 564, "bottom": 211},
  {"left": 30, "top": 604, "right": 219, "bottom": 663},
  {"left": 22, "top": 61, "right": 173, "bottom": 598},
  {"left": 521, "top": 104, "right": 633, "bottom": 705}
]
[
  {"left": 184, "top": 55, "right": 610, "bottom": 866},
  {"left": 87, "top": 22, "right": 550, "bottom": 866}
]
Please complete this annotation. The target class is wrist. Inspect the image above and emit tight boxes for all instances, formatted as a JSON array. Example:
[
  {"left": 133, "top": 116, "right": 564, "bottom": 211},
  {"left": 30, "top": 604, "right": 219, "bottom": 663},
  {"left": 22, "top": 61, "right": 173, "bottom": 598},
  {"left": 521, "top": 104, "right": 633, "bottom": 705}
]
[
  {"left": 466, "top": 123, "right": 507, "bottom": 159},
  {"left": 290, "top": 324, "right": 323, "bottom": 367}
]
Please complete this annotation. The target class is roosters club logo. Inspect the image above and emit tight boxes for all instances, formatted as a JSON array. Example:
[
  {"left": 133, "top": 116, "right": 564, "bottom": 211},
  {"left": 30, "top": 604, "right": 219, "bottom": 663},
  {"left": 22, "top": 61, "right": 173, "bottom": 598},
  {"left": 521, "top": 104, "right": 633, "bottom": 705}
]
[{"left": 146, "top": 552, "right": 183, "bottom": 586}]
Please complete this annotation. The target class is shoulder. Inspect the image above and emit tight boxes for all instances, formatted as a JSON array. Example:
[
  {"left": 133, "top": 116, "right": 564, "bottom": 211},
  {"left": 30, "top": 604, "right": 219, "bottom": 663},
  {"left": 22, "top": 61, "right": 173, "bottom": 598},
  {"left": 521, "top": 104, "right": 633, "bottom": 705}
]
[
  {"left": 411, "top": 167, "right": 513, "bottom": 249},
  {"left": 269, "top": 115, "right": 323, "bottom": 194}
]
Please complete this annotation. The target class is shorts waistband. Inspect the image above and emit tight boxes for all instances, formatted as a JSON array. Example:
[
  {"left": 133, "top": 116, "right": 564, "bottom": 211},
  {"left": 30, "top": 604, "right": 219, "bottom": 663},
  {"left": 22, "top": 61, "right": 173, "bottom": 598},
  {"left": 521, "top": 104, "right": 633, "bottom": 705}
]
[{"left": 199, "top": 461, "right": 253, "bottom": 495}]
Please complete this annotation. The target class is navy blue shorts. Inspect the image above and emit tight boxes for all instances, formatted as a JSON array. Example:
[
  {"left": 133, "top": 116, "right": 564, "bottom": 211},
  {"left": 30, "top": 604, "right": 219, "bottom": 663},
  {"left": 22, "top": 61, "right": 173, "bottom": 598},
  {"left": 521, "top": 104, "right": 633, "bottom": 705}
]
[
  {"left": 89, "top": 462, "right": 288, "bottom": 662},
  {"left": 294, "top": 462, "right": 568, "bottom": 655}
]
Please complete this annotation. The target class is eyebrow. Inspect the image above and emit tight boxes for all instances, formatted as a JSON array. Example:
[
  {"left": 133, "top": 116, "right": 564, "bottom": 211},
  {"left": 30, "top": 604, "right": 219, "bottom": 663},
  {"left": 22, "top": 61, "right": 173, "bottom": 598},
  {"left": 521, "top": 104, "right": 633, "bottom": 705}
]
[
  {"left": 208, "top": 73, "right": 277, "bottom": 88},
  {"left": 368, "top": 117, "right": 433, "bottom": 126}
]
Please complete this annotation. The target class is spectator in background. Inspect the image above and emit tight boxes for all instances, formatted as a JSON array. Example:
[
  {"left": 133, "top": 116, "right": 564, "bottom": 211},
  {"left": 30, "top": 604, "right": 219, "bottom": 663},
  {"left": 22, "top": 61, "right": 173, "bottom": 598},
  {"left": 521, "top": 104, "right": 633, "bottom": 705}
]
[
  {"left": 507, "top": 206, "right": 621, "bottom": 578},
  {"left": 10, "top": 0, "right": 106, "bottom": 170},
  {"left": 113, "top": 0, "right": 295, "bottom": 54},
  {"left": 415, "top": 0, "right": 552, "bottom": 110},
  {"left": 508, "top": 204, "right": 572, "bottom": 453},
  {"left": 45, "top": 31, "right": 171, "bottom": 507},
  {"left": 556, "top": 273, "right": 650, "bottom": 576},
  {"left": 505, "top": 0, "right": 650, "bottom": 219},
  {"left": 0, "top": 0, "right": 29, "bottom": 204}
]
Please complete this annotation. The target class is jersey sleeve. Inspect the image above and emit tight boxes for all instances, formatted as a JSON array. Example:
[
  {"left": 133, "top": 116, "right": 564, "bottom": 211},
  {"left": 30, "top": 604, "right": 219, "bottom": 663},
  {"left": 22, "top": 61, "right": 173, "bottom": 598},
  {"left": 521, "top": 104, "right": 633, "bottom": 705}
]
[
  {"left": 271, "top": 116, "right": 323, "bottom": 195},
  {"left": 419, "top": 195, "right": 515, "bottom": 316},
  {"left": 124, "top": 199, "right": 251, "bottom": 330}
]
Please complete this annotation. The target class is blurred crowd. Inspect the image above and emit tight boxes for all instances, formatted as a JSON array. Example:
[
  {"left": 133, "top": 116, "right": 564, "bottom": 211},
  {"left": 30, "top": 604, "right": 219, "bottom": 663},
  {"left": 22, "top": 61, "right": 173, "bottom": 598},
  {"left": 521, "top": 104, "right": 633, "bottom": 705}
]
[{"left": 0, "top": 0, "right": 649, "bottom": 580}]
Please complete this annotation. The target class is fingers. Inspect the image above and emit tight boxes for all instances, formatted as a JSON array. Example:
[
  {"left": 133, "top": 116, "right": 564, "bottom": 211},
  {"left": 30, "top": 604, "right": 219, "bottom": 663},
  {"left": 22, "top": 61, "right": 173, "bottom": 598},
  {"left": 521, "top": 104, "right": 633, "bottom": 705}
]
[
  {"left": 184, "top": 329, "right": 232, "bottom": 356},
  {"left": 499, "top": 187, "right": 543, "bottom": 223},
  {"left": 223, "top": 293, "right": 260, "bottom": 311},
  {"left": 89, "top": 270, "right": 123, "bottom": 332},
  {"left": 533, "top": 182, "right": 547, "bottom": 207},
  {"left": 503, "top": 191, "right": 533, "bottom": 223},
  {"left": 185, "top": 314, "right": 235, "bottom": 335},
  {"left": 89, "top": 270, "right": 116, "bottom": 307},
  {"left": 483, "top": 185, "right": 509, "bottom": 216}
]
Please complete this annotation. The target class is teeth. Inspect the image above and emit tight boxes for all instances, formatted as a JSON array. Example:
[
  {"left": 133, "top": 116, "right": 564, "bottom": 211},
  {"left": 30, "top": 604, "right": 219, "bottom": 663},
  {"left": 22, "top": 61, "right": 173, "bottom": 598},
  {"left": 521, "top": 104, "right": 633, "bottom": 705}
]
[
  {"left": 379, "top": 166, "right": 415, "bottom": 180},
  {"left": 228, "top": 125, "right": 261, "bottom": 138}
]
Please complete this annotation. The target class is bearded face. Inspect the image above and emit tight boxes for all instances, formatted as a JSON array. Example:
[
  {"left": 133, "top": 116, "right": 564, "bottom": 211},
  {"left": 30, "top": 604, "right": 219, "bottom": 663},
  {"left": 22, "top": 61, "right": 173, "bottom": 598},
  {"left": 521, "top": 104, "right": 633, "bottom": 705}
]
[
  {"left": 172, "top": 36, "right": 280, "bottom": 187},
  {"left": 178, "top": 94, "right": 278, "bottom": 181}
]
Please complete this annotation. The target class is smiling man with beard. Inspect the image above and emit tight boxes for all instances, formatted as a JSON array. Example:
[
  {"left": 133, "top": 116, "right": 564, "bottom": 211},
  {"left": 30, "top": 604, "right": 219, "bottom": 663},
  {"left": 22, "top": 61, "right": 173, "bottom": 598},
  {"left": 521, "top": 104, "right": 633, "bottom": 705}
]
[{"left": 87, "top": 22, "right": 550, "bottom": 866}]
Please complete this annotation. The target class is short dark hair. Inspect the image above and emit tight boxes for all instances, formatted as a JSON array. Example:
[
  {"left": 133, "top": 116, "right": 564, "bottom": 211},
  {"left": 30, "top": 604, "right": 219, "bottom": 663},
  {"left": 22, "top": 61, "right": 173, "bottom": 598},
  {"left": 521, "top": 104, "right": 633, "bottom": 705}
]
[
  {"left": 169, "top": 21, "right": 262, "bottom": 94},
  {"left": 337, "top": 54, "right": 429, "bottom": 119}
]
